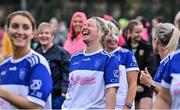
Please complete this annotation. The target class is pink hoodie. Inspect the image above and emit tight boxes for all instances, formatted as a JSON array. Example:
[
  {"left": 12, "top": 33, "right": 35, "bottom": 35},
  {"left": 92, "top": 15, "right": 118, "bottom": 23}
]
[{"left": 63, "top": 12, "right": 87, "bottom": 55}]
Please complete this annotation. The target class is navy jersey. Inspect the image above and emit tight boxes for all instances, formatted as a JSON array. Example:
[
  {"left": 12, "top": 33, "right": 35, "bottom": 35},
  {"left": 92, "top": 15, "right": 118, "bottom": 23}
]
[
  {"left": 62, "top": 49, "right": 119, "bottom": 109},
  {"left": 0, "top": 49, "right": 52, "bottom": 109},
  {"left": 162, "top": 49, "right": 180, "bottom": 109}
]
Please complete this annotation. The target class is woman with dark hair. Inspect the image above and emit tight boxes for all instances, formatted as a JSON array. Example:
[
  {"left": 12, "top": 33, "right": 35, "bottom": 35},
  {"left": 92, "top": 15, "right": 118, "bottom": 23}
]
[
  {"left": 0, "top": 11, "right": 52, "bottom": 109},
  {"left": 123, "top": 19, "right": 157, "bottom": 109}
]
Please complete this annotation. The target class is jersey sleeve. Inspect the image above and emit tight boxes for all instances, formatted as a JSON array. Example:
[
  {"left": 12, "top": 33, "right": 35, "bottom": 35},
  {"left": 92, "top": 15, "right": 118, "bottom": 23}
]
[
  {"left": 104, "top": 55, "right": 119, "bottom": 88},
  {"left": 126, "top": 51, "right": 139, "bottom": 72},
  {"left": 161, "top": 58, "right": 172, "bottom": 89},
  {"left": 27, "top": 64, "right": 52, "bottom": 107}
]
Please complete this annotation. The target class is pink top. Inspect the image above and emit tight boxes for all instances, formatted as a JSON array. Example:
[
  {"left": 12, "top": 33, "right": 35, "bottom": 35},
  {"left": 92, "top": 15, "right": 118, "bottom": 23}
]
[
  {"left": 63, "top": 12, "right": 87, "bottom": 55},
  {"left": 141, "top": 28, "right": 149, "bottom": 41},
  {"left": 118, "top": 34, "right": 126, "bottom": 46}
]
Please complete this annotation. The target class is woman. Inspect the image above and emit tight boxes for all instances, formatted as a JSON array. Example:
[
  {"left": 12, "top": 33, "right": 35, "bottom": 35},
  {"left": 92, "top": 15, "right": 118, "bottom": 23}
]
[
  {"left": 36, "top": 22, "right": 70, "bottom": 109},
  {"left": 102, "top": 20, "right": 139, "bottom": 110},
  {"left": 153, "top": 24, "right": 180, "bottom": 109},
  {"left": 123, "top": 19, "right": 157, "bottom": 109},
  {"left": 0, "top": 11, "right": 52, "bottom": 109},
  {"left": 63, "top": 12, "right": 87, "bottom": 55},
  {"left": 62, "top": 17, "right": 119, "bottom": 109},
  {"left": 140, "top": 23, "right": 179, "bottom": 101}
]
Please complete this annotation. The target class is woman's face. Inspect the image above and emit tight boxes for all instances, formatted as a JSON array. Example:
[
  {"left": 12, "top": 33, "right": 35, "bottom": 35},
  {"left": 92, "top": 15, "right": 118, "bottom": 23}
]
[
  {"left": 103, "top": 36, "right": 117, "bottom": 52},
  {"left": 81, "top": 18, "right": 99, "bottom": 44},
  {"left": 38, "top": 27, "right": 53, "bottom": 46},
  {"left": 7, "top": 15, "right": 33, "bottom": 48},
  {"left": 130, "top": 24, "right": 143, "bottom": 42},
  {"left": 72, "top": 16, "right": 83, "bottom": 35}
]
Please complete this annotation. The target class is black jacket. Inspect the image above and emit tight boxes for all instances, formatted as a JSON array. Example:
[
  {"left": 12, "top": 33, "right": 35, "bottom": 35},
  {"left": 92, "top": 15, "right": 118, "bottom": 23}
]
[
  {"left": 37, "top": 44, "right": 70, "bottom": 97},
  {"left": 123, "top": 39, "right": 157, "bottom": 84}
]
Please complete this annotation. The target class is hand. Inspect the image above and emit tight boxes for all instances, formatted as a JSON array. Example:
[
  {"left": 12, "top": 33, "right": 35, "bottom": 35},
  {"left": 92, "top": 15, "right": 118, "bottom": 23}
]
[
  {"left": 61, "top": 93, "right": 66, "bottom": 99},
  {"left": 140, "top": 67, "right": 153, "bottom": 87}
]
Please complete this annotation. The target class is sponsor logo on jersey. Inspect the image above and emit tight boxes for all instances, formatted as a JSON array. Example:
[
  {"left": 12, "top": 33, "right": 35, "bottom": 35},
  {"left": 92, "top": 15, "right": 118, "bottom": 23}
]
[
  {"left": 72, "top": 62, "right": 79, "bottom": 65},
  {"left": 69, "top": 75, "right": 96, "bottom": 88},
  {"left": 83, "top": 58, "right": 91, "bottom": 61},
  {"left": 9, "top": 66, "right": 17, "bottom": 71}
]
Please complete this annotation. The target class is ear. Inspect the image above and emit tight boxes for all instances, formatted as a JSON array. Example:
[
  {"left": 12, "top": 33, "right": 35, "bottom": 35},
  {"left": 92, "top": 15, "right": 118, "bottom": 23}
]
[{"left": 153, "top": 37, "right": 159, "bottom": 45}]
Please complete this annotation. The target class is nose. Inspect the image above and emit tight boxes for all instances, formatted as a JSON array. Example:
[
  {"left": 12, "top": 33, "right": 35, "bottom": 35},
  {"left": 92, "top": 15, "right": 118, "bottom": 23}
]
[{"left": 16, "top": 27, "right": 24, "bottom": 35}]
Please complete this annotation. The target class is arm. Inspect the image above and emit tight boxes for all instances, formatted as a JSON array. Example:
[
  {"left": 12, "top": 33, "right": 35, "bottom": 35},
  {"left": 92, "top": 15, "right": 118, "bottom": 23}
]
[
  {"left": 106, "top": 87, "right": 118, "bottom": 110},
  {"left": 123, "top": 70, "right": 138, "bottom": 109},
  {"left": 152, "top": 87, "right": 171, "bottom": 109},
  {"left": 0, "top": 88, "right": 42, "bottom": 109},
  {"left": 61, "top": 49, "right": 70, "bottom": 96}
]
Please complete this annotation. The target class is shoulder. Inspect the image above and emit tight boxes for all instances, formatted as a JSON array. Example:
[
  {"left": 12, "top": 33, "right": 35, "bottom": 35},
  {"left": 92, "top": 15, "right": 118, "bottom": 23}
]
[
  {"left": 0, "top": 57, "right": 11, "bottom": 66},
  {"left": 26, "top": 50, "right": 49, "bottom": 67}
]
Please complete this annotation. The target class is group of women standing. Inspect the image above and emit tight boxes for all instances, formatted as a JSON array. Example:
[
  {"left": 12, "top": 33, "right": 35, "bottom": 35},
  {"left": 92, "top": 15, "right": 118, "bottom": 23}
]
[{"left": 0, "top": 10, "right": 180, "bottom": 109}]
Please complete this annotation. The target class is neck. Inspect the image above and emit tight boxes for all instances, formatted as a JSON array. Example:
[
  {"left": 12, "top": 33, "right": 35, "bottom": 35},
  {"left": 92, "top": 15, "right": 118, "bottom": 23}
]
[
  {"left": 131, "top": 39, "right": 138, "bottom": 47},
  {"left": 74, "top": 32, "right": 80, "bottom": 37},
  {"left": 106, "top": 45, "right": 119, "bottom": 52},
  {"left": 13, "top": 46, "right": 31, "bottom": 59},
  {"left": 159, "top": 49, "right": 169, "bottom": 59},
  {"left": 42, "top": 43, "right": 54, "bottom": 53},
  {"left": 85, "top": 42, "right": 102, "bottom": 53}
]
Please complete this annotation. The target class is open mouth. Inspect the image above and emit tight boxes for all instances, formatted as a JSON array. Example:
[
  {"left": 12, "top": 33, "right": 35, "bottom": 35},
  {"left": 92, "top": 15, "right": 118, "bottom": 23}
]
[{"left": 82, "top": 29, "right": 90, "bottom": 36}]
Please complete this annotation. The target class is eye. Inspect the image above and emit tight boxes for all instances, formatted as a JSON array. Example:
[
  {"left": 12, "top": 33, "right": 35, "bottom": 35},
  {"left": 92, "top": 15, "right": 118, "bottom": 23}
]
[
  {"left": 11, "top": 23, "right": 19, "bottom": 29},
  {"left": 23, "top": 24, "right": 30, "bottom": 30}
]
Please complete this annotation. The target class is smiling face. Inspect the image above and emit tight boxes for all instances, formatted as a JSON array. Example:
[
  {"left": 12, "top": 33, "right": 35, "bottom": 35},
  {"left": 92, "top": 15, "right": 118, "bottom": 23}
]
[
  {"left": 38, "top": 26, "right": 53, "bottom": 46},
  {"left": 73, "top": 16, "right": 83, "bottom": 36},
  {"left": 130, "top": 24, "right": 143, "bottom": 42},
  {"left": 7, "top": 15, "right": 33, "bottom": 48},
  {"left": 81, "top": 18, "right": 100, "bottom": 44}
]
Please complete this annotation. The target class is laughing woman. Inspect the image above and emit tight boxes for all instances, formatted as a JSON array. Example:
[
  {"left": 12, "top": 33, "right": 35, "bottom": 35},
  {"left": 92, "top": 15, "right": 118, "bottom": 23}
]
[{"left": 62, "top": 17, "right": 119, "bottom": 109}]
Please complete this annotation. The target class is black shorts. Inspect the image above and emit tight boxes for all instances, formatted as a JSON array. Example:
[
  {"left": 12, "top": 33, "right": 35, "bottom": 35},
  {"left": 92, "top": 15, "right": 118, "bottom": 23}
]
[{"left": 135, "top": 84, "right": 153, "bottom": 101}]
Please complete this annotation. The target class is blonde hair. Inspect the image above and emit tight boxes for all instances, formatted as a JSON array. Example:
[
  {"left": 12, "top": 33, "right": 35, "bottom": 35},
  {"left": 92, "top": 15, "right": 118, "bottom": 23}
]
[
  {"left": 152, "top": 23, "right": 180, "bottom": 52},
  {"left": 37, "top": 22, "right": 54, "bottom": 35},
  {"left": 91, "top": 17, "right": 109, "bottom": 38},
  {"left": 174, "top": 11, "right": 180, "bottom": 29},
  {"left": 106, "top": 21, "right": 119, "bottom": 41}
]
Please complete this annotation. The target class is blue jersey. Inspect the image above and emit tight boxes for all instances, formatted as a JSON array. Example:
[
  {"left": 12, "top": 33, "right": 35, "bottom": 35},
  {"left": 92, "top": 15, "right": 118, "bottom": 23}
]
[
  {"left": 162, "top": 49, "right": 180, "bottom": 109},
  {"left": 62, "top": 49, "right": 119, "bottom": 109},
  {"left": 154, "top": 52, "right": 174, "bottom": 84},
  {"left": 112, "top": 47, "right": 139, "bottom": 109},
  {"left": 0, "top": 49, "right": 52, "bottom": 109}
]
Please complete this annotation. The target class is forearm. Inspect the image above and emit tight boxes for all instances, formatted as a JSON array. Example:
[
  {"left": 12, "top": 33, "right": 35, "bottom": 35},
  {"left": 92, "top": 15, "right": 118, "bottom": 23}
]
[
  {"left": 126, "top": 84, "right": 137, "bottom": 104},
  {"left": 126, "top": 71, "right": 138, "bottom": 104},
  {"left": 153, "top": 87, "right": 171, "bottom": 109},
  {"left": 106, "top": 87, "right": 118, "bottom": 110},
  {"left": 0, "top": 88, "right": 42, "bottom": 109},
  {"left": 153, "top": 95, "right": 171, "bottom": 109}
]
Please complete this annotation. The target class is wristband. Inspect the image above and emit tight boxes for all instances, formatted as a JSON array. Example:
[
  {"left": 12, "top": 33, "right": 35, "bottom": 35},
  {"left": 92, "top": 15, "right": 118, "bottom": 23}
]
[{"left": 125, "top": 102, "right": 132, "bottom": 109}]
